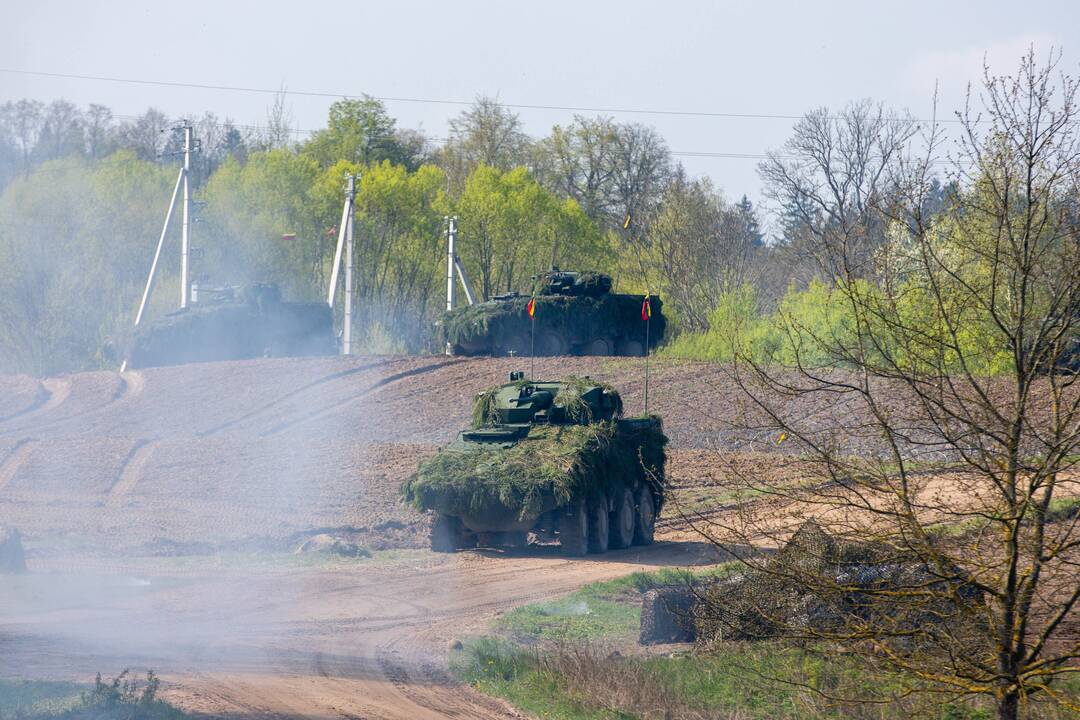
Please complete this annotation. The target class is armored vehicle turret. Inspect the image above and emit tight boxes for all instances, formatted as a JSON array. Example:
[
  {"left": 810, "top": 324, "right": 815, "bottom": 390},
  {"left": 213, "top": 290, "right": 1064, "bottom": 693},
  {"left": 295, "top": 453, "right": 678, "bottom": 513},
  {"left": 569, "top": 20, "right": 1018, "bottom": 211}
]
[
  {"left": 441, "top": 268, "right": 665, "bottom": 357},
  {"left": 401, "top": 371, "right": 667, "bottom": 555},
  {"left": 128, "top": 282, "right": 336, "bottom": 368}
]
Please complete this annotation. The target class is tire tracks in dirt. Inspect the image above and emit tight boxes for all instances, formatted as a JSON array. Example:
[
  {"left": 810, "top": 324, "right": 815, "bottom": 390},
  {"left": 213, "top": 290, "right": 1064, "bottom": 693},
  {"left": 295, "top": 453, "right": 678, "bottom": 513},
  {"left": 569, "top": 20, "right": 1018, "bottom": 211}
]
[
  {"left": 196, "top": 359, "right": 399, "bottom": 437},
  {"left": 0, "top": 378, "right": 70, "bottom": 430},
  {"left": 259, "top": 358, "right": 466, "bottom": 437},
  {"left": 0, "top": 437, "right": 35, "bottom": 492},
  {"left": 107, "top": 438, "right": 156, "bottom": 499},
  {"left": 0, "top": 373, "right": 144, "bottom": 438}
]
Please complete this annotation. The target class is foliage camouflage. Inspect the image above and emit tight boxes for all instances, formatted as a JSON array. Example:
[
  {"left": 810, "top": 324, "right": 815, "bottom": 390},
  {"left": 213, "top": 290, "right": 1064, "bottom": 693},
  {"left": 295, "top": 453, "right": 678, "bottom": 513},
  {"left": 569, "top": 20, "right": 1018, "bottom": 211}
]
[
  {"left": 693, "top": 522, "right": 983, "bottom": 648},
  {"left": 129, "top": 283, "right": 335, "bottom": 368},
  {"left": 442, "top": 272, "right": 665, "bottom": 356},
  {"left": 401, "top": 377, "right": 666, "bottom": 527}
]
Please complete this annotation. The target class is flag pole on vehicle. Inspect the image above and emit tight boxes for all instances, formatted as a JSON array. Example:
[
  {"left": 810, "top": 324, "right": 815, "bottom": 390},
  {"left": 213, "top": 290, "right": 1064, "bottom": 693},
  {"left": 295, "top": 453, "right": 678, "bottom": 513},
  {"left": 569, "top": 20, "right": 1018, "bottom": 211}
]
[
  {"left": 527, "top": 295, "right": 537, "bottom": 379},
  {"left": 642, "top": 293, "right": 651, "bottom": 415}
]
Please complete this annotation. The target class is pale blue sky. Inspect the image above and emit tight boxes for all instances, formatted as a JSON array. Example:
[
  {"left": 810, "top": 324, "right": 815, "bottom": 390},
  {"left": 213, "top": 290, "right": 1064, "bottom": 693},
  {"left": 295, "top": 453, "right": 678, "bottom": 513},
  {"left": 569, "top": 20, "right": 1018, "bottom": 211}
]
[{"left": 5, "top": 0, "right": 1077, "bottom": 219}]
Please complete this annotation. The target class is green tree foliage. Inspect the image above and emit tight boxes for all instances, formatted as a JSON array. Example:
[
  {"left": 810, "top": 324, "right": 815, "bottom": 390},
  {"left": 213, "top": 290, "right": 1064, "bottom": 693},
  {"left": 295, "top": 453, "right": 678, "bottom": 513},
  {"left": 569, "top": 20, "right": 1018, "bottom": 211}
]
[
  {"left": 0, "top": 152, "right": 178, "bottom": 374},
  {"left": 456, "top": 165, "right": 608, "bottom": 301},
  {"left": 642, "top": 173, "right": 763, "bottom": 333},
  {"left": 440, "top": 97, "right": 532, "bottom": 195},
  {"left": 201, "top": 150, "right": 324, "bottom": 295},
  {"left": 301, "top": 97, "right": 420, "bottom": 170},
  {"left": 348, "top": 160, "right": 448, "bottom": 349}
]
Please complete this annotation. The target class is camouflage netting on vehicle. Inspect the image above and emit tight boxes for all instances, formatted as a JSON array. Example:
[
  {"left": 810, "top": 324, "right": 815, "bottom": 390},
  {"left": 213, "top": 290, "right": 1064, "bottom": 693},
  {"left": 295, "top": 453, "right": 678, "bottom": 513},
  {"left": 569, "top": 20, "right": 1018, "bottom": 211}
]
[
  {"left": 532, "top": 271, "right": 612, "bottom": 297},
  {"left": 441, "top": 293, "right": 665, "bottom": 354},
  {"left": 130, "top": 302, "right": 335, "bottom": 368},
  {"left": 402, "top": 417, "right": 666, "bottom": 527},
  {"left": 470, "top": 376, "right": 625, "bottom": 428},
  {"left": 692, "top": 521, "right": 984, "bottom": 648}
]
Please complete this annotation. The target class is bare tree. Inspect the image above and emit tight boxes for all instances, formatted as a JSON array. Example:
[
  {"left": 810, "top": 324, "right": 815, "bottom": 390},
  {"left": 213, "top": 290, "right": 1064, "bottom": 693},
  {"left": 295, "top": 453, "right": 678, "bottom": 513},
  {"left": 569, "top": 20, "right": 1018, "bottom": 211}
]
[
  {"left": 439, "top": 96, "right": 531, "bottom": 194},
  {"left": 610, "top": 122, "right": 671, "bottom": 239},
  {"left": 36, "top": 100, "right": 85, "bottom": 162},
  {"left": 85, "top": 103, "right": 115, "bottom": 159},
  {"left": 262, "top": 85, "right": 294, "bottom": 151},
  {"left": 699, "top": 51, "right": 1080, "bottom": 720},
  {"left": 113, "top": 108, "right": 170, "bottom": 161},
  {"left": 759, "top": 100, "right": 917, "bottom": 283},
  {"left": 537, "top": 115, "right": 619, "bottom": 221},
  {"left": 649, "top": 171, "right": 762, "bottom": 332},
  {"left": 0, "top": 99, "right": 44, "bottom": 175}
]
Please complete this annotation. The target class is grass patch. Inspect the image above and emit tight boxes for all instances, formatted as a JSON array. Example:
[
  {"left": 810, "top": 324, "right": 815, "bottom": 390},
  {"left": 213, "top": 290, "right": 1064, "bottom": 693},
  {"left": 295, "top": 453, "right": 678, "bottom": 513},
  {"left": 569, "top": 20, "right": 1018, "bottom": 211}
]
[
  {"left": 457, "top": 566, "right": 1079, "bottom": 720},
  {"left": 451, "top": 638, "right": 623, "bottom": 720},
  {"left": 0, "top": 671, "right": 189, "bottom": 720},
  {"left": 498, "top": 566, "right": 736, "bottom": 644},
  {"left": 0, "top": 680, "right": 84, "bottom": 718}
]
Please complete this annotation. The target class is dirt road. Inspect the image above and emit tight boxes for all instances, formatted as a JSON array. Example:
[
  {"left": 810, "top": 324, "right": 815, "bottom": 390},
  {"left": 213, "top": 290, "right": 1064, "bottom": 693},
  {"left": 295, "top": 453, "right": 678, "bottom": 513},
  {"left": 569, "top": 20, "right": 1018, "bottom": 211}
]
[{"left": 3, "top": 540, "right": 721, "bottom": 719}]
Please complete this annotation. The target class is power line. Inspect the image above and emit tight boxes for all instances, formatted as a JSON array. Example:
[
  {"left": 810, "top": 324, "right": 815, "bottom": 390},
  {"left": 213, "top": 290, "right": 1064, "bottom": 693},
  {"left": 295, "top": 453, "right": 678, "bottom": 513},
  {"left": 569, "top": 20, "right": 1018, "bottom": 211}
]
[{"left": 0, "top": 67, "right": 957, "bottom": 124}]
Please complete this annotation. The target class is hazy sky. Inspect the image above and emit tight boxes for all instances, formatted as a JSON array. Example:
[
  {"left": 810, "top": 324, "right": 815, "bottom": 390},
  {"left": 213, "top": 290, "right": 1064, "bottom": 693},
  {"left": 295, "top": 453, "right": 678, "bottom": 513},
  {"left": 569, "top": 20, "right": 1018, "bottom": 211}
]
[{"left": 5, "top": 0, "right": 1078, "bottom": 220}]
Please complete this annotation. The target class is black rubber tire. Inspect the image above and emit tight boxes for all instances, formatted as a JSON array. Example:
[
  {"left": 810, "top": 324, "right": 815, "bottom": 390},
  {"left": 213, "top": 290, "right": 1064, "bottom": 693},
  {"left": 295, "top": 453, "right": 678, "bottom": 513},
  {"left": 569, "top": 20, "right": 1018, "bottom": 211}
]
[
  {"left": 537, "top": 331, "right": 567, "bottom": 356},
  {"left": 583, "top": 337, "right": 614, "bottom": 355},
  {"left": 610, "top": 487, "right": 636, "bottom": 549},
  {"left": 633, "top": 488, "right": 656, "bottom": 546},
  {"left": 560, "top": 499, "right": 589, "bottom": 556},
  {"left": 617, "top": 339, "right": 645, "bottom": 357},
  {"left": 431, "top": 514, "right": 466, "bottom": 553},
  {"left": 588, "top": 495, "right": 610, "bottom": 553}
]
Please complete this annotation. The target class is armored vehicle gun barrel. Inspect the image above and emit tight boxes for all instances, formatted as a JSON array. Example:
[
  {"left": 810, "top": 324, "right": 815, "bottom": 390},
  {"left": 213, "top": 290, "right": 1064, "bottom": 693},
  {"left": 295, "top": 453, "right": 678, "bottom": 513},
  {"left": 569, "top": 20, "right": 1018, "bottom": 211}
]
[{"left": 402, "top": 371, "right": 667, "bottom": 555}]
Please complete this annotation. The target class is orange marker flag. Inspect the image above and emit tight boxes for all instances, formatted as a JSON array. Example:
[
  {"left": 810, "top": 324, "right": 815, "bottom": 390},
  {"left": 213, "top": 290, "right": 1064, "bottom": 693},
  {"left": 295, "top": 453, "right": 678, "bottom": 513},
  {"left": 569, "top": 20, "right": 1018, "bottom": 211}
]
[{"left": 527, "top": 297, "right": 536, "bottom": 318}]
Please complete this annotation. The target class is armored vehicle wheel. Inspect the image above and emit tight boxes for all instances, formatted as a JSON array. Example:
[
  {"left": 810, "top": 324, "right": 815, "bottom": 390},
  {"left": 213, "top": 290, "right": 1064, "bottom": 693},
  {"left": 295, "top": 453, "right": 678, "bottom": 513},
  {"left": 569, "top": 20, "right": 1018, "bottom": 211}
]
[
  {"left": 431, "top": 514, "right": 471, "bottom": 553},
  {"left": 617, "top": 339, "right": 645, "bottom": 357},
  {"left": 610, "top": 487, "right": 636, "bottom": 549},
  {"left": 633, "top": 488, "right": 656, "bottom": 546},
  {"left": 588, "top": 495, "right": 610, "bottom": 553},
  {"left": 583, "top": 337, "right": 614, "bottom": 355},
  {"left": 560, "top": 499, "right": 589, "bottom": 556},
  {"left": 537, "top": 331, "right": 567, "bottom": 356}
]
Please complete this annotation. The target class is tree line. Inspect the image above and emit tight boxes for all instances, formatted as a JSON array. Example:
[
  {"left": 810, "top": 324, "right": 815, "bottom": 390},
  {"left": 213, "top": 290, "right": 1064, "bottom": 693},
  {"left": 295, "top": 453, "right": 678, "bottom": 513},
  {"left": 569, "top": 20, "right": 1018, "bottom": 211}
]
[{"left": 0, "top": 93, "right": 770, "bottom": 374}]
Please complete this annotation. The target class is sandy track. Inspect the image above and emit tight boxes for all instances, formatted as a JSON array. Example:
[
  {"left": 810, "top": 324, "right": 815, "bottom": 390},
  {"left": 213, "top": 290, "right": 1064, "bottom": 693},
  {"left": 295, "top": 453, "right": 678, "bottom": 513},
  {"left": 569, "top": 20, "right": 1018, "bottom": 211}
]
[{"left": 3, "top": 541, "right": 720, "bottom": 720}]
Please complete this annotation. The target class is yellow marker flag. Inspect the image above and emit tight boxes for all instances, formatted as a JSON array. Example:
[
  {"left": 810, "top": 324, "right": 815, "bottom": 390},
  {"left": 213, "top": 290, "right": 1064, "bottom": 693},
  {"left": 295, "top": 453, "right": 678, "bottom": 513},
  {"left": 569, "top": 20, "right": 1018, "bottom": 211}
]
[{"left": 623, "top": 213, "right": 631, "bottom": 230}]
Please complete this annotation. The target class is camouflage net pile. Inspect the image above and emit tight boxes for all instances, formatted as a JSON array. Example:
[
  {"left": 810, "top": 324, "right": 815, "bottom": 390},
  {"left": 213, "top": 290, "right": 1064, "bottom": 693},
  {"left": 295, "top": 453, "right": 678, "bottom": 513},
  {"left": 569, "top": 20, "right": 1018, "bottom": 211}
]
[
  {"left": 402, "top": 384, "right": 665, "bottom": 525},
  {"left": 441, "top": 294, "right": 665, "bottom": 352},
  {"left": 693, "top": 521, "right": 984, "bottom": 649}
]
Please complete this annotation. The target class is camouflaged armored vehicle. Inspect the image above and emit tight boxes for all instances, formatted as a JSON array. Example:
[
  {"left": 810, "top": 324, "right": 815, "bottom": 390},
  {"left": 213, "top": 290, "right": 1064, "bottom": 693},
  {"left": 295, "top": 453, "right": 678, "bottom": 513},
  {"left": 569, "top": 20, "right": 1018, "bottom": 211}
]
[
  {"left": 441, "top": 268, "right": 665, "bottom": 357},
  {"left": 128, "top": 282, "right": 336, "bottom": 368},
  {"left": 402, "top": 372, "right": 667, "bottom": 555}
]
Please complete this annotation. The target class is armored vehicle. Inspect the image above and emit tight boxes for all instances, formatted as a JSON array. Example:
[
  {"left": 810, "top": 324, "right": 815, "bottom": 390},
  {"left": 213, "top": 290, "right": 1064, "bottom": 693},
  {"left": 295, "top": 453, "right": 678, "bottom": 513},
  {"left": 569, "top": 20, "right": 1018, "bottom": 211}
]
[
  {"left": 128, "top": 283, "right": 336, "bottom": 368},
  {"left": 441, "top": 268, "right": 665, "bottom": 357},
  {"left": 401, "top": 372, "right": 667, "bottom": 555}
]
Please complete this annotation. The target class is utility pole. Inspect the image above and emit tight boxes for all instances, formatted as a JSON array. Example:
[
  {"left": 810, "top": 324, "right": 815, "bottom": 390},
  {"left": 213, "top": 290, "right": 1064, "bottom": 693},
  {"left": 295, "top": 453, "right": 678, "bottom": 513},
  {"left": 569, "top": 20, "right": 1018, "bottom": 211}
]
[
  {"left": 343, "top": 174, "right": 356, "bottom": 355},
  {"left": 327, "top": 173, "right": 358, "bottom": 355},
  {"left": 179, "top": 122, "right": 192, "bottom": 308},
  {"left": 445, "top": 216, "right": 457, "bottom": 312}
]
